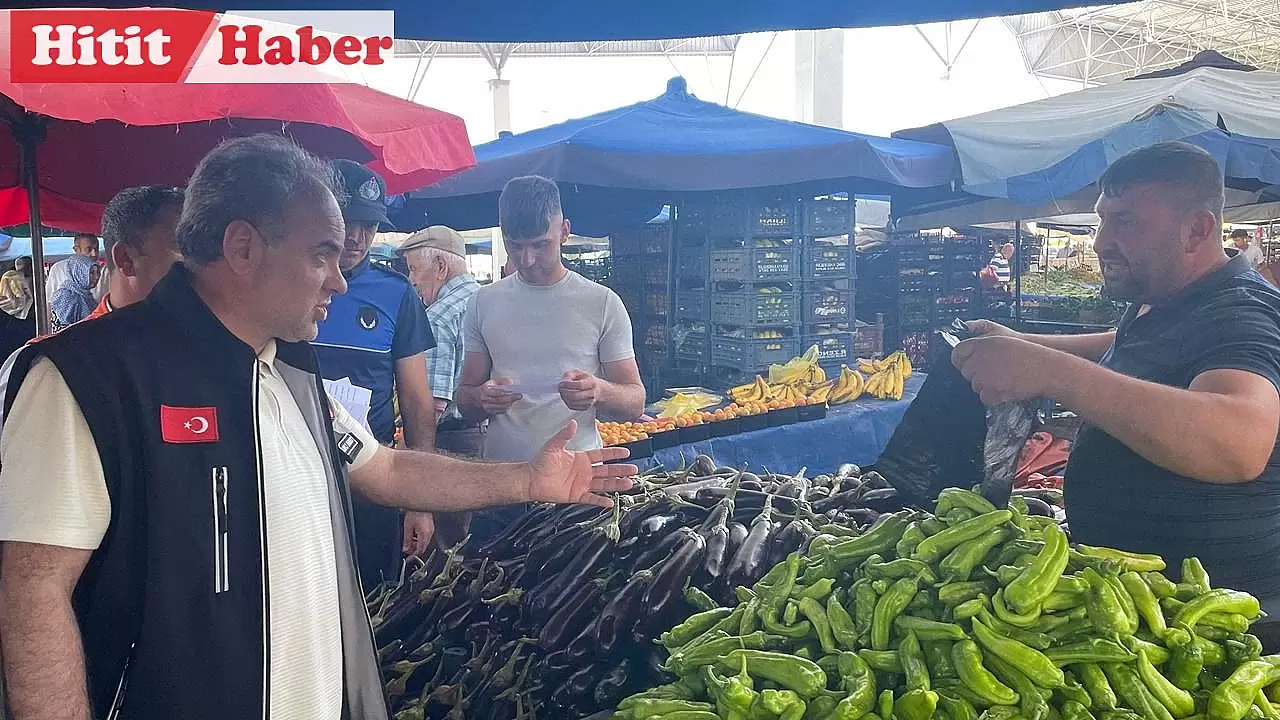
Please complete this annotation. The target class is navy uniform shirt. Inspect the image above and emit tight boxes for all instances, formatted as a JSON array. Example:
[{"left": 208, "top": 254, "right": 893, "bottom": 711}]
[
  {"left": 1065, "top": 253, "right": 1280, "bottom": 600},
  {"left": 313, "top": 258, "right": 435, "bottom": 445}
]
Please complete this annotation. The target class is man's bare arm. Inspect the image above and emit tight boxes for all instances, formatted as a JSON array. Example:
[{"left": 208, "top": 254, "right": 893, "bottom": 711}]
[
  {"left": 395, "top": 354, "right": 436, "bottom": 452},
  {"left": 1050, "top": 358, "right": 1280, "bottom": 483},
  {"left": 349, "top": 445, "right": 529, "bottom": 512},
  {"left": 595, "top": 358, "right": 646, "bottom": 421},
  {"left": 0, "top": 541, "right": 94, "bottom": 720},
  {"left": 454, "top": 351, "right": 494, "bottom": 424},
  {"left": 967, "top": 320, "right": 1116, "bottom": 362}
]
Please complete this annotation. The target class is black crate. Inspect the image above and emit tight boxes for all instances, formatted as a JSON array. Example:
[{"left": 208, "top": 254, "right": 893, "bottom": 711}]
[
  {"left": 643, "top": 263, "right": 669, "bottom": 286},
  {"left": 767, "top": 406, "right": 799, "bottom": 426},
  {"left": 710, "top": 244, "right": 800, "bottom": 282},
  {"left": 798, "top": 403, "right": 827, "bottom": 422},
  {"left": 710, "top": 336, "right": 799, "bottom": 372},
  {"left": 680, "top": 195, "right": 795, "bottom": 238},
  {"left": 854, "top": 317, "right": 885, "bottom": 358},
  {"left": 802, "top": 331, "right": 856, "bottom": 368},
  {"left": 641, "top": 225, "right": 672, "bottom": 254},
  {"left": 644, "top": 291, "right": 669, "bottom": 316},
  {"left": 802, "top": 288, "right": 853, "bottom": 324},
  {"left": 615, "top": 437, "right": 654, "bottom": 460},
  {"left": 709, "top": 418, "right": 741, "bottom": 438},
  {"left": 803, "top": 241, "right": 854, "bottom": 280},
  {"left": 650, "top": 428, "right": 680, "bottom": 449},
  {"left": 672, "top": 328, "right": 710, "bottom": 363},
  {"left": 803, "top": 197, "right": 853, "bottom": 236},
  {"left": 675, "top": 247, "right": 709, "bottom": 281},
  {"left": 711, "top": 290, "right": 800, "bottom": 327},
  {"left": 678, "top": 424, "right": 712, "bottom": 444},
  {"left": 739, "top": 412, "right": 769, "bottom": 433},
  {"left": 674, "top": 291, "right": 709, "bottom": 321}
]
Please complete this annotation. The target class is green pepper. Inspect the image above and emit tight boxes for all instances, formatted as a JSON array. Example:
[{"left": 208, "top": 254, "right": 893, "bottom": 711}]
[
  {"left": 894, "top": 688, "right": 939, "bottom": 720},
  {"left": 684, "top": 585, "right": 719, "bottom": 612},
  {"left": 872, "top": 575, "right": 920, "bottom": 650},
  {"left": 1195, "top": 636, "right": 1228, "bottom": 668},
  {"left": 983, "top": 705, "right": 1023, "bottom": 720},
  {"left": 941, "top": 529, "right": 1010, "bottom": 583},
  {"left": 954, "top": 597, "right": 987, "bottom": 621},
  {"left": 1209, "top": 661, "right": 1280, "bottom": 720},
  {"left": 662, "top": 607, "right": 734, "bottom": 648},
  {"left": 827, "top": 593, "right": 860, "bottom": 649},
  {"left": 952, "top": 638, "right": 1020, "bottom": 706},
  {"left": 986, "top": 649, "right": 1052, "bottom": 720},
  {"left": 804, "top": 695, "right": 840, "bottom": 720},
  {"left": 667, "top": 631, "right": 790, "bottom": 673},
  {"left": 921, "top": 517, "right": 947, "bottom": 536},
  {"left": 828, "top": 512, "right": 915, "bottom": 562},
  {"left": 807, "top": 534, "right": 842, "bottom": 559},
  {"left": 853, "top": 579, "right": 879, "bottom": 640},
  {"left": 798, "top": 597, "right": 838, "bottom": 653},
  {"left": 995, "top": 539, "right": 1046, "bottom": 568},
  {"left": 946, "top": 507, "right": 980, "bottom": 525},
  {"left": 1044, "top": 639, "right": 1139, "bottom": 667},
  {"left": 784, "top": 599, "right": 801, "bottom": 626},
  {"left": 1226, "top": 634, "right": 1265, "bottom": 666},
  {"left": 976, "top": 607, "right": 1054, "bottom": 650},
  {"left": 1103, "top": 573, "right": 1141, "bottom": 635},
  {"left": 926, "top": 640, "right": 958, "bottom": 679},
  {"left": 1028, "top": 612, "right": 1075, "bottom": 635},
  {"left": 1121, "top": 636, "right": 1171, "bottom": 666},
  {"left": 971, "top": 616, "right": 1064, "bottom": 689},
  {"left": 1077, "top": 663, "right": 1119, "bottom": 710},
  {"left": 913, "top": 510, "right": 1013, "bottom": 564},
  {"left": 639, "top": 710, "right": 720, "bottom": 720},
  {"left": 759, "top": 688, "right": 807, "bottom": 720},
  {"left": 1182, "top": 558, "right": 1211, "bottom": 594},
  {"left": 719, "top": 650, "right": 828, "bottom": 699},
  {"left": 896, "top": 615, "right": 969, "bottom": 642},
  {"left": 893, "top": 521, "right": 925, "bottom": 557},
  {"left": 1074, "top": 545, "right": 1167, "bottom": 572},
  {"left": 1104, "top": 662, "right": 1174, "bottom": 720},
  {"left": 760, "top": 554, "right": 803, "bottom": 623},
  {"left": 895, "top": 630, "right": 931, "bottom": 692},
  {"left": 741, "top": 598, "right": 762, "bottom": 635},
  {"left": 939, "top": 581, "right": 993, "bottom": 607},
  {"left": 1063, "top": 700, "right": 1099, "bottom": 720},
  {"left": 1045, "top": 590, "right": 1088, "bottom": 613},
  {"left": 993, "top": 589, "right": 1043, "bottom": 628},
  {"left": 1083, "top": 567, "right": 1131, "bottom": 635},
  {"left": 879, "top": 689, "right": 895, "bottom": 719},
  {"left": 936, "top": 487, "right": 999, "bottom": 517},
  {"left": 937, "top": 690, "right": 981, "bottom": 720},
  {"left": 620, "top": 698, "right": 716, "bottom": 719},
  {"left": 1143, "top": 572, "right": 1179, "bottom": 599},
  {"left": 1120, "top": 572, "right": 1168, "bottom": 637},
  {"left": 1004, "top": 523, "right": 1070, "bottom": 615},
  {"left": 1060, "top": 672, "right": 1095, "bottom": 708},
  {"left": 1174, "top": 590, "right": 1262, "bottom": 630},
  {"left": 1164, "top": 628, "right": 1204, "bottom": 690},
  {"left": 796, "top": 578, "right": 837, "bottom": 601},
  {"left": 866, "top": 555, "right": 939, "bottom": 584},
  {"left": 1134, "top": 648, "right": 1196, "bottom": 717},
  {"left": 836, "top": 653, "right": 878, "bottom": 713},
  {"left": 762, "top": 612, "right": 812, "bottom": 639},
  {"left": 859, "top": 649, "right": 904, "bottom": 674},
  {"left": 800, "top": 556, "right": 838, "bottom": 587}
]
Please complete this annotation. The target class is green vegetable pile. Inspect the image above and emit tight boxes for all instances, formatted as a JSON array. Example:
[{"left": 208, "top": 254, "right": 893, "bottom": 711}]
[{"left": 613, "top": 488, "right": 1277, "bottom": 720}]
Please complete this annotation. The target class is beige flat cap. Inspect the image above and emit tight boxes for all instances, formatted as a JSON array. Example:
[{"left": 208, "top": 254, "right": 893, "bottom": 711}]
[{"left": 398, "top": 225, "right": 467, "bottom": 258}]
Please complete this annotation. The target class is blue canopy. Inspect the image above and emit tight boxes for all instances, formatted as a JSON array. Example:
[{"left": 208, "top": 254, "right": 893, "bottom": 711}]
[
  {"left": 893, "top": 52, "right": 1280, "bottom": 217},
  {"left": 394, "top": 78, "right": 955, "bottom": 233},
  {"left": 49, "top": 0, "right": 1139, "bottom": 41}
]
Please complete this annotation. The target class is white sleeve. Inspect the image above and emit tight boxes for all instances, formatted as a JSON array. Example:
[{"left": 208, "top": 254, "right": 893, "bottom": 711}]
[
  {"left": 328, "top": 393, "right": 379, "bottom": 471},
  {"left": 599, "top": 290, "right": 637, "bottom": 363},
  {"left": 0, "top": 357, "right": 111, "bottom": 550},
  {"left": 45, "top": 261, "right": 67, "bottom": 303}
]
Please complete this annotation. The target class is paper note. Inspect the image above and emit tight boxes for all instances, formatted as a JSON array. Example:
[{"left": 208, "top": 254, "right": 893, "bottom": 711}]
[
  {"left": 500, "top": 380, "right": 562, "bottom": 396},
  {"left": 324, "top": 377, "right": 373, "bottom": 433}
]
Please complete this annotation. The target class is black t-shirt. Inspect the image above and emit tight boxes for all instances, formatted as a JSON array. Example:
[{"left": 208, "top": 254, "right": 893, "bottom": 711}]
[{"left": 1066, "top": 254, "right": 1280, "bottom": 599}]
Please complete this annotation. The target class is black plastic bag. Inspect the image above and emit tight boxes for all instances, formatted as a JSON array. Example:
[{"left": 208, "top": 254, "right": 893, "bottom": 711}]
[{"left": 872, "top": 320, "right": 1040, "bottom": 508}]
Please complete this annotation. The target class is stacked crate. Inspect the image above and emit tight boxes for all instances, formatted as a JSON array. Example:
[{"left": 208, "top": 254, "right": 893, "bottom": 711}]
[
  {"left": 799, "top": 197, "right": 861, "bottom": 379},
  {"left": 605, "top": 224, "right": 672, "bottom": 399}
]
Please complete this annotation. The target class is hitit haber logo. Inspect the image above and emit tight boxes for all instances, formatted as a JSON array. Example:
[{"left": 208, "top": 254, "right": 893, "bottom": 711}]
[{"left": 7, "top": 9, "right": 395, "bottom": 83}]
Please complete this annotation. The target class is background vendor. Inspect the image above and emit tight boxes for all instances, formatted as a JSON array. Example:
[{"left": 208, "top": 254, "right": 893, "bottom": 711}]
[{"left": 953, "top": 142, "right": 1280, "bottom": 648}]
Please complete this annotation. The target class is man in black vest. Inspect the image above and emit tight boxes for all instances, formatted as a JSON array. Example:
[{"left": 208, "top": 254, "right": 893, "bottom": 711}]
[{"left": 0, "top": 134, "right": 635, "bottom": 720}]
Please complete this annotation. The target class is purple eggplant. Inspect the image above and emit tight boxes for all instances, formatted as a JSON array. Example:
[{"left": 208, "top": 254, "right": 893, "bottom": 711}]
[
  {"left": 640, "top": 531, "right": 707, "bottom": 627},
  {"left": 595, "top": 568, "right": 656, "bottom": 655},
  {"left": 724, "top": 494, "right": 776, "bottom": 593}
]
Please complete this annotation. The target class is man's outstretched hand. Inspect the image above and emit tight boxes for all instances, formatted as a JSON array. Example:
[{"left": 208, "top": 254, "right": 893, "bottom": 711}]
[{"left": 526, "top": 421, "right": 636, "bottom": 507}]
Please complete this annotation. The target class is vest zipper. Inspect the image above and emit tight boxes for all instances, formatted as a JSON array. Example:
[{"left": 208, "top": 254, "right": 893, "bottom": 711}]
[
  {"left": 212, "top": 466, "right": 230, "bottom": 593},
  {"left": 104, "top": 642, "right": 135, "bottom": 720}
]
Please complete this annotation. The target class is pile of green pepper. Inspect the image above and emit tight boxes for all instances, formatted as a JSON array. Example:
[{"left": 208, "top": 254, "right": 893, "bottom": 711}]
[{"left": 614, "top": 488, "right": 1278, "bottom": 720}]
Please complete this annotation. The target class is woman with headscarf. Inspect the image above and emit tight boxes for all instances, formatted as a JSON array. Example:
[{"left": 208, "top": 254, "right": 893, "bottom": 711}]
[
  {"left": 50, "top": 254, "right": 100, "bottom": 332},
  {"left": 0, "top": 257, "right": 34, "bottom": 320}
]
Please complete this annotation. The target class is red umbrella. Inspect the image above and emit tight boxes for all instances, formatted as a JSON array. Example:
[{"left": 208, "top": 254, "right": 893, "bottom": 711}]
[{"left": 0, "top": 51, "right": 476, "bottom": 332}]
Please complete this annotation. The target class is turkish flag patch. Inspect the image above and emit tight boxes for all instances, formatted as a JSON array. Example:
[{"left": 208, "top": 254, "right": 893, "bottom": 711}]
[{"left": 160, "top": 405, "right": 220, "bottom": 444}]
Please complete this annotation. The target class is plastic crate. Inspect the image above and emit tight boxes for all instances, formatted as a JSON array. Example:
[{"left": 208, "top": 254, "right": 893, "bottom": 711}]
[
  {"left": 855, "top": 316, "right": 886, "bottom": 358},
  {"left": 674, "top": 249, "right": 708, "bottom": 281},
  {"left": 710, "top": 335, "right": 799, "bottom": 371},
  {"left": 803, "top": 242, "right": 853, "bottom": 280},
  {"left": 802, "top": 331, "right": 856, "bottom": 369},
  {"left": 643, "top": 263, "right": 668, "bottom": 286},
  {"left": 645, "top": 291, "right": 669, "bottom": 316},
  {"left": 710, "top": 290, "right": 800, "bottom": 326},
  {"left": 802, "top": 288, "right": 853, "bottom": 324},
  {"left": 680, "top": 195, "right": 795, "bottom": 238},
  {"left": 710, "top": 244, "right": 800, "bottom": 282},
  {"left": 673, "top": 291, "right": 709, "bottom": 321},
  {"left": 803, "top": 197, "right": 853, "bottom": 236},
  {"left": 672, "top": 328, "right": 710, "bottom": 363}
]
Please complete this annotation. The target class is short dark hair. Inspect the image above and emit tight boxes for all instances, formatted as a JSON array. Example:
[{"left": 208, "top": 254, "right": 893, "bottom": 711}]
[
  {"left": 101, "top": 185, "right": 185, "bottom": 270},
  {"left": 177, "top": 134, "right": 344, "bottom": 264},
  {"left": 1098, "top": 141, "right": 1225, "bottom": 221},
  {"left": 498, "top": 175, "right": 562, "bottom": 241},
  {"left": 1230, "top": 228, "right": 1251, "bottom": 240},
  {"left": 74, "top": 232, "right": 99, "bottom": 245}
]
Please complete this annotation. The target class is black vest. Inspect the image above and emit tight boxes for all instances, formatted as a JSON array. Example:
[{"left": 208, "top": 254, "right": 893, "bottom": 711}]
[{"left": 4, "top": 266, "right": 388, "bottom": 720}]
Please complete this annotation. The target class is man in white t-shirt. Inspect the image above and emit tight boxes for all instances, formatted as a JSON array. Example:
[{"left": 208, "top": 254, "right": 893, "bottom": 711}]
[
  {"left": 1231, "top": 228, "right": 1266, "bottom": 268},
  {"left": 0, "top": 138, "right": 637, "bottom": 720},
  {"left": 456, "top": 175, "right": 646, "bottom": 541}
]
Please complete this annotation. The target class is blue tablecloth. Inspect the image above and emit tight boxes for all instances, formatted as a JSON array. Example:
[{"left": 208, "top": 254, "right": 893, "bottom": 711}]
[{"left": 637, "top": 373, "right": 926, "bottom": 475}]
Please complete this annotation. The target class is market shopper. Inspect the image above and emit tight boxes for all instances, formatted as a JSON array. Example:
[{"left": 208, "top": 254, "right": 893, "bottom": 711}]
[
  {"left": 312, "top": 160, "right": 439, "bottom": 583},
  {"left": 0, "top": 134, "right": 636, "bottom": 720},
  {"left": 44, "top": 232, "right": 100, "bottom": 307},
  {"left": 456, "top": 175, "right": 646, "bottom": 542},
  {"left": 952, "top": 141, "right": 1280, "bottom": 647},
  {"left": 49, "top": 254, "right": 100, "bottom": 331},
  {"left": 1230, "top": 227, "right": 1265, "bottom": 268}
]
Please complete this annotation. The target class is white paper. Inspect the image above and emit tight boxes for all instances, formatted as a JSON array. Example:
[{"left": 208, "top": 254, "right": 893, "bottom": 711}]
[
  {"left": 500, "top": 380, "right": 562, "bottom": 396},
  {"left": 324, "top": 377, "right": 373, "bottom": 433}
]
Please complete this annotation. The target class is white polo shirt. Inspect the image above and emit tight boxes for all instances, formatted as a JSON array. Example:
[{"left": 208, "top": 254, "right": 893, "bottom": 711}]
[{"left": 0, "top": 341, "right": 379, "bottom": 720}]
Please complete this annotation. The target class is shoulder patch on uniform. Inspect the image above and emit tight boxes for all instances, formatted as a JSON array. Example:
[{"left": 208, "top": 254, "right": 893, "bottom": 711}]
[{"left": 357, "top": 306, "right": 379, "bottom": 330}]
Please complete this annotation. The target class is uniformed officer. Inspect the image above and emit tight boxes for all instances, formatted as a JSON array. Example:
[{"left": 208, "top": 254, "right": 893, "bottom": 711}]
[{"left": 313, "top": 160, "right": 438, "bottom": 592}]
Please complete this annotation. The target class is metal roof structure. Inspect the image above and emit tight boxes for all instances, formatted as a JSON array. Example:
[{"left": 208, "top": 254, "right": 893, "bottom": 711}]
[{"left": 1007, "top": 0, "right": 1280, "bottom": 85}]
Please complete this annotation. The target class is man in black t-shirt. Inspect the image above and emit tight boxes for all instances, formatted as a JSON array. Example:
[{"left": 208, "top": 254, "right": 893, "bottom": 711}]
[{"left": 951, "top": 142, "right": 1280, "bottom": 648}]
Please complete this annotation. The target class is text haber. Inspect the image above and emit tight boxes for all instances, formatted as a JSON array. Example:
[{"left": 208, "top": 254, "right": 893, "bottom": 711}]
[{"left": 217, "top": 25, "right": 392, "bottom": 66}]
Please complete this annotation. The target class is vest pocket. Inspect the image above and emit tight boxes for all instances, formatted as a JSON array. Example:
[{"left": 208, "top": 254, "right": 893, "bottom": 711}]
[{"left": 211, "top": 466, "right": 230, "bottom": 594}]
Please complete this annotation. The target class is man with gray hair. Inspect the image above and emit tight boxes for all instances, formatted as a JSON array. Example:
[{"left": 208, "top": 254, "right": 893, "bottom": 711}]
[{"left": 952, "top": 141, "right": 1280, "bottom": 648}]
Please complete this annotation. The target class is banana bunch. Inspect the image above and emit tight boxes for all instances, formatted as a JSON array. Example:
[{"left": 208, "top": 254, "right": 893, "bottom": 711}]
[
  {"left": 755, "top": 286, "right": 786, "bottom": 294},
  {"left": 807, "top": 382, "right": 832, "bottom": 404},
  {"left": 857, "top": 350, "right": 912, "bottom": 400},
  {"left": 772, "top": 384, "right": 807, "bottom": 406},
  {"left": 754, "top": 330, "right": 785, "bottom": 339},
  {"left": 828, "top": 365, "right": 866, "bottom": 404},
  {"left": 728, "top": 375, "right": 773, "bottom": 404}
]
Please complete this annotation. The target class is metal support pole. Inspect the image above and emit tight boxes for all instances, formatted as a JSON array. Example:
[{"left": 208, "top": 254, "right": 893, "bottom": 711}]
[
  {"left": 1013, "top": 222, "right": 1023, "bottom": 326},
  {"left": 16, "top": 118, "right": 50, "bottom": 336}
]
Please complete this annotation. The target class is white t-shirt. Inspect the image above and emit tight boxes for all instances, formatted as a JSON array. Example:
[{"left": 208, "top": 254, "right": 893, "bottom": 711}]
[
  {"left": 463, "top": 270, "right": 636, "bottom": 462},
  {"left": 0, "top": 343, "right": 379, "bottom": 720},
  {"left": 1243, "top": 243, "right": 1266, "bottom": 268}
]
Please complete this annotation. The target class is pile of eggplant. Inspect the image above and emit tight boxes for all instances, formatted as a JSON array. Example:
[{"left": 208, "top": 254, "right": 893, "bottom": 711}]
[{"left": 366, "top": 455, "right": 911, "bottom": 720}]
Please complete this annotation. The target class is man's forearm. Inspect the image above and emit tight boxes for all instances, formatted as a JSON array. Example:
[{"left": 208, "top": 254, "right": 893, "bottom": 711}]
[
  {"left": 0, "top": 584, "right": 92, "bottom": 719},
  {"left": 1049, "top": 354, "right": 1267, "bottom": 483},
  {"left": 401, "top": 399, "right": 436, "bottom": 452},
  {"left": 1016, "top": 330, "right": 1116, "bottom": 362},
  {"left": 455, "top": 385, "right": 490, "bottom": 423},
  {"left": 366, "top": 451, "right": 530, "bottom": 512},
  {"left": 596, "top": 380, "right": 646, "bottom": 421}
]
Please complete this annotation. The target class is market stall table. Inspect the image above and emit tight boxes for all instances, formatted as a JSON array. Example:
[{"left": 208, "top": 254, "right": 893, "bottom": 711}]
[{"left": 634, "top": 373, "right": 925, "bottom": 474}]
